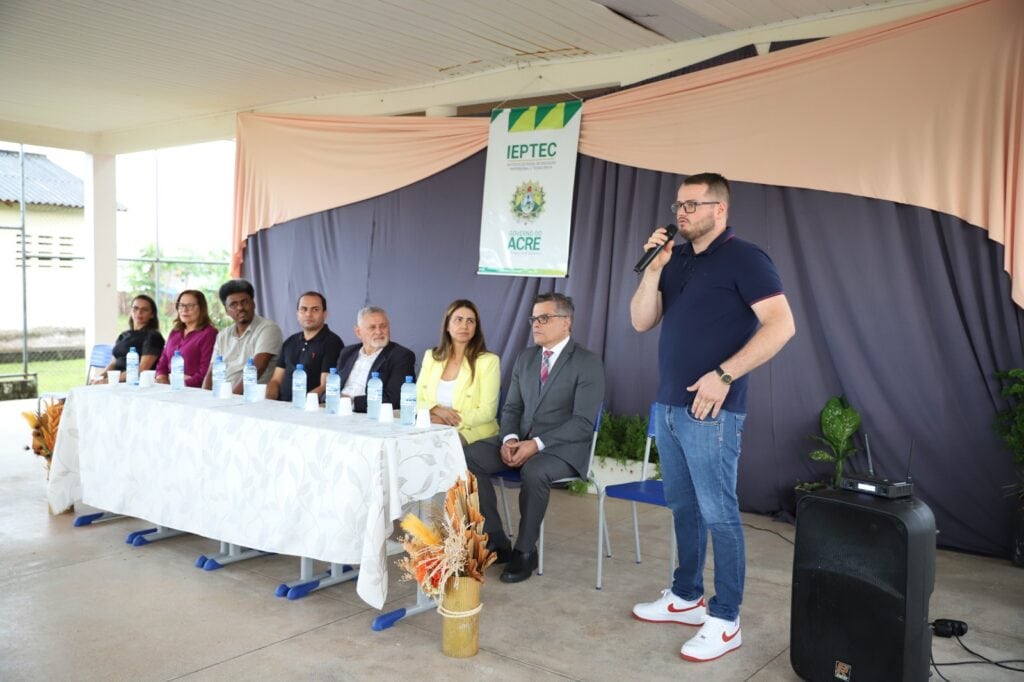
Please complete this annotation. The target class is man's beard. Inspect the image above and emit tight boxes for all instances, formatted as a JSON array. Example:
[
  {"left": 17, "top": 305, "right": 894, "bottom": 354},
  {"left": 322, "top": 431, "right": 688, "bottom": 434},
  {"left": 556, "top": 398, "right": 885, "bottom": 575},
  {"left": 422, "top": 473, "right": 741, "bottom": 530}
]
[{"left": 682, "top": 215, "right": 715, "bottom": 242}]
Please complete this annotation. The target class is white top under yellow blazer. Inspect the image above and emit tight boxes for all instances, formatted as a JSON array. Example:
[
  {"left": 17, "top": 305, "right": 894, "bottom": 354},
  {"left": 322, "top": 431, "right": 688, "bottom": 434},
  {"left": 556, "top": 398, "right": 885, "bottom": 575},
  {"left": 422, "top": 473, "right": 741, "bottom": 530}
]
[{"left": 416, "top": 350, "right": 500, "bottom": 445}]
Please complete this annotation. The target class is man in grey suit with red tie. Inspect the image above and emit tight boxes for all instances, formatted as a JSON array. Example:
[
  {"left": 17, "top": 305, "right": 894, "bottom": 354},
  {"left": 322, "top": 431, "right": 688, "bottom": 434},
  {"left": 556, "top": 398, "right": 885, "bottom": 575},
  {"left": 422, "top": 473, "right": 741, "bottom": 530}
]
[{"left": 466, "top": 292, "right": 605, "bottom": 583}]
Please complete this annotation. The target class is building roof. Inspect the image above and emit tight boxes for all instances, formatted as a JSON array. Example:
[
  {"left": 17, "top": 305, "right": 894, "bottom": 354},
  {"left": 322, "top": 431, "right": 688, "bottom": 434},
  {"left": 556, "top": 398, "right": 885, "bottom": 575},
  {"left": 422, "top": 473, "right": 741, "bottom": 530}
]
[{"left": 0, "top": 150, "right": 83, "bottom": 208}]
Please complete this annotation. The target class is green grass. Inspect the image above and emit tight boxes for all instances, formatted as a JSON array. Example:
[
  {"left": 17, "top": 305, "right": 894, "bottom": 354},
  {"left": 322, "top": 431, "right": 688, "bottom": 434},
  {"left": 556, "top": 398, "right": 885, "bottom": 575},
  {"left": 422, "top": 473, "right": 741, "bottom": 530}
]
[{"left": 0, "top": 358, "right": 86, "bottom": 394}]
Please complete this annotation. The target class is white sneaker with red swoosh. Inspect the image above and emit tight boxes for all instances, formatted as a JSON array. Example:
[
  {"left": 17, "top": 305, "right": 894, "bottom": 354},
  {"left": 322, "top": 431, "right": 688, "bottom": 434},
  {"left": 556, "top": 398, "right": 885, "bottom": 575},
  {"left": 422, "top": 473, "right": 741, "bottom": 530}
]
[
  {"left": 631, "top": 589, "right": 706, "bottom": 625},
  {"left": 681, "top": 616, "right": 742, "bottom": 661}
]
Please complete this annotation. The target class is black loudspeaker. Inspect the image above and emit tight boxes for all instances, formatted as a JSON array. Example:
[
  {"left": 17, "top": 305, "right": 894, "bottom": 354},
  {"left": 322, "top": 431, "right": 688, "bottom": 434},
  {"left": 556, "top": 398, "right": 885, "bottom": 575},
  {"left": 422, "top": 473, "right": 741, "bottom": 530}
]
[{"left": 790, "top": 489, "right": 935, "bottom": 681}]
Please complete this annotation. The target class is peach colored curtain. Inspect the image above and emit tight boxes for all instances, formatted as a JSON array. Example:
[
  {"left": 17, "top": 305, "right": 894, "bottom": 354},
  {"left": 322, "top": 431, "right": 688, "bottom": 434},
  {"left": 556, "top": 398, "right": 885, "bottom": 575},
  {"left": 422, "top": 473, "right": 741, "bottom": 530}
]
[
  {"left": 232, "top": 113, "right": 487, "bottom": 273},
  {"left": 232, "top": 0, "right": 1023, "bottom": 304},
  {"left": 579, "top": 0, "right": 1024, "bottom": 304}
]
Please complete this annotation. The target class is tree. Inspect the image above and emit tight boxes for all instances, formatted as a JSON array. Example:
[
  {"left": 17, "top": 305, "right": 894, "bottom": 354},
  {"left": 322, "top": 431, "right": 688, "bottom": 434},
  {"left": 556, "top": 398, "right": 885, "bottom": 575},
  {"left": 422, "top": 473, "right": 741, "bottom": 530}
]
[{"left": 122, "top": 244, "right": 231, "bottom": 330}]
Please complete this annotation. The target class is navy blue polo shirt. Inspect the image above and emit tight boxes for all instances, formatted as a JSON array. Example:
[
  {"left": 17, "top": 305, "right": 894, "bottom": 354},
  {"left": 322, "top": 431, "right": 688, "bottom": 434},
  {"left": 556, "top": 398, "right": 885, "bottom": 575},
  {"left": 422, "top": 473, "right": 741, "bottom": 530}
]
[
  {"left": 275, "top": 324, "right": 344, "bottom": 402},
  {"left": 657, "top": 227, "right": 783, "bottom": 413}
]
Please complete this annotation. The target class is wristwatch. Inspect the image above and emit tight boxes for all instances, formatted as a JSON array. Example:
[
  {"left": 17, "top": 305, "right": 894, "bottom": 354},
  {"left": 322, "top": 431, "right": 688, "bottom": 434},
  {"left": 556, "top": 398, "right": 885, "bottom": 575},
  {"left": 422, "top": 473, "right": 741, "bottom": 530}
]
[{"left": 715, "top": 365, "right": 733, "bottom": 385}]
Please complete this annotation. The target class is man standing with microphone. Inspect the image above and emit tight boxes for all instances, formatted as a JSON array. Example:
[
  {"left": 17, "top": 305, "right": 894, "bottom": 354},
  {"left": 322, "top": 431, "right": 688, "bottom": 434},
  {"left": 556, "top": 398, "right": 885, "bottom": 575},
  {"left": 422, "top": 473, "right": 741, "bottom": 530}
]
[{"left": 629, "top": 173, "right": 795, "bottom": 662}]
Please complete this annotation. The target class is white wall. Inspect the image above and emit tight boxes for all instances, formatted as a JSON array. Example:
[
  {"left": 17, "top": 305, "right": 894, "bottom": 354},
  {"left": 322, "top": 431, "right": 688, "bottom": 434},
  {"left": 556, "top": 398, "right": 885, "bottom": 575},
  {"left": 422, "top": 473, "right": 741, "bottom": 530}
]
[{"left": 0, "top": 204, "right": 89, "bottom": 331}]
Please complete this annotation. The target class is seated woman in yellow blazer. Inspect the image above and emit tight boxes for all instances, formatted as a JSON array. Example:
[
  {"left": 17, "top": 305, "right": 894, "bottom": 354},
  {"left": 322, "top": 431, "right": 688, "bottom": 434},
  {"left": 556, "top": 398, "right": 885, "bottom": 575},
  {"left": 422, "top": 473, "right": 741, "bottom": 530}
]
[{"left": 417, "top": 299, "right": 500, "bottom": 445}]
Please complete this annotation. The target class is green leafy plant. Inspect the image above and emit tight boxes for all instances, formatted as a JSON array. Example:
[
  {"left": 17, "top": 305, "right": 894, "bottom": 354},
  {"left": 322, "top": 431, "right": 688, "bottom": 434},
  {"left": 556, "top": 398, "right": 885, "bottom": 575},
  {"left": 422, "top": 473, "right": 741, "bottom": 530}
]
[
  {"left": 794, "top": 480, "right": 828, "bottom": 493},
  {"left": 123, "top": 243, "right": 232, "bottom": 330},
  {"left": 995, "top": 369, "right": 1024, "bottom": 503},
  {"left": 595, "top": 411, "right": 657, "bottom": 468},
  {"left": 1006, "top": 472, "right": 1024, "bottom": 504},
  {"left": 809, "top": 396, "right": 861, "bottom": 488},
  {"left": 566, "top": 411, "right": 660, "bottom": 495},
  {"left": 566, "top": 480, "right": 591, "bottom": 496}
]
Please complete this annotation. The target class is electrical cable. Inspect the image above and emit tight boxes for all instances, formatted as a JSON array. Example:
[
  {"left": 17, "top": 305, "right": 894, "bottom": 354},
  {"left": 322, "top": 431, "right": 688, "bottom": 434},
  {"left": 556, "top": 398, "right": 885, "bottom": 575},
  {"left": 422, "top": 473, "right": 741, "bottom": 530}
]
[
  {"left": 930, "top": 650, "right": 951, "bottom": 682},
  {"left": 929, "top": 619, "right": 1024, "bottom": 674},
  {"left": 932, "top": 659, "right": 1024, "bottom": 668},
  {"left": 954, "top": 635, "right": 1024, "bottom": 673},
  {"left": 741, "top": 522, "right": 794, "bottom": 545}
]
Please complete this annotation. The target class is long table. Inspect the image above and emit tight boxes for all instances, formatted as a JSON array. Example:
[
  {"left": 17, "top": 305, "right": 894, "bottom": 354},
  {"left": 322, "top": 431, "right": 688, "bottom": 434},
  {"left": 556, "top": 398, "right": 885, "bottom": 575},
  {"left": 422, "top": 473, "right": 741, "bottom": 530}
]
[{"left": 47, "top": 385, "right": 466, "bottom": 609}]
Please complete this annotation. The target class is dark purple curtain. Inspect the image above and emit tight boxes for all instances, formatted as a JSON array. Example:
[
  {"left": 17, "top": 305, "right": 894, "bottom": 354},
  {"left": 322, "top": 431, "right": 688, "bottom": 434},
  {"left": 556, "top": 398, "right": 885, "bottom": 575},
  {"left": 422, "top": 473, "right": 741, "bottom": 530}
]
[{"left": 245, "top": 151, "right": 1024, "bottom": 557}]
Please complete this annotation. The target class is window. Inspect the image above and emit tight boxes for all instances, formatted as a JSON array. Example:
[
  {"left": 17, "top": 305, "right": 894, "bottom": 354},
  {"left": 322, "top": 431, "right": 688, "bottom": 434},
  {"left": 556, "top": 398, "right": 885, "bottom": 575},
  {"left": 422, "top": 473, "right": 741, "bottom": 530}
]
[{"left": 116, "top": 140, "right": 234, "bottom": 331}]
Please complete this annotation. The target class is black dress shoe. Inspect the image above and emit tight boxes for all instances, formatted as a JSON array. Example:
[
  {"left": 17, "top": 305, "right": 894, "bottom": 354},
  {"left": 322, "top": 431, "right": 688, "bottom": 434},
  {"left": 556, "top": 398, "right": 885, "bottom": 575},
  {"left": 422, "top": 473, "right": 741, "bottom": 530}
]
[
  {"left": 499, "top": 550, "right": 538, "bottom": 583},
  {"left": 490, "top": 545, "right": 513, "bottom": 565}
]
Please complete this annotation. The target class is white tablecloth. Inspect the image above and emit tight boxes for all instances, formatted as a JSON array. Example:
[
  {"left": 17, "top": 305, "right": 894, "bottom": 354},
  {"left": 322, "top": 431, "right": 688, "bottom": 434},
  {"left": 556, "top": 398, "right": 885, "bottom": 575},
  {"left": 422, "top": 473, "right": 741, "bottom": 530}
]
[{"left": 47, "top": 385, "right": 466, "bottom": 608}]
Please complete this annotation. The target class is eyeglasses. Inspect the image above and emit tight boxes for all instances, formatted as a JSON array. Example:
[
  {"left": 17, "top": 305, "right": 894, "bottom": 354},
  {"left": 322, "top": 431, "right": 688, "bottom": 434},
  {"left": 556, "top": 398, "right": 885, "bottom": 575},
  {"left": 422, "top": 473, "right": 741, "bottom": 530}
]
[
  {"left": 177, "top": 303, "right": 198, "bottom": 311},
  {"left": 670, "top": 200, "right": 719, "bottom": 214},
  {"left": 226, "top": 300, "right": 251, "bottom": 310},
  {"left": 528, "top": 314, "right": 568, "bottom": 325}
]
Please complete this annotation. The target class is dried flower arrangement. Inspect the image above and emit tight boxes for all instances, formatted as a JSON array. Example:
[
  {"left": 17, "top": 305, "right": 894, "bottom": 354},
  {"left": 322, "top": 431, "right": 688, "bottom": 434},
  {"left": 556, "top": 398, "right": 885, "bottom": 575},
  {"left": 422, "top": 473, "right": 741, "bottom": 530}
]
[
  {"left": 396, "top": 472, "right": 496, "bottom": 601},
  {"left": 22, "top": 398, "right": 64, "bottom": 473}
]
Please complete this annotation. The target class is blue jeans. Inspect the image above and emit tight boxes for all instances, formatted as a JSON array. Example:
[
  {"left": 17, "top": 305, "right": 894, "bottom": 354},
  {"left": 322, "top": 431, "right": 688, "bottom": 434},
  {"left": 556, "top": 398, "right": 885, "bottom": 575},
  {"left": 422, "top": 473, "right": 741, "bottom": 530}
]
[{"left": 656, "top": 403, "right": 746, "bottom": 622}]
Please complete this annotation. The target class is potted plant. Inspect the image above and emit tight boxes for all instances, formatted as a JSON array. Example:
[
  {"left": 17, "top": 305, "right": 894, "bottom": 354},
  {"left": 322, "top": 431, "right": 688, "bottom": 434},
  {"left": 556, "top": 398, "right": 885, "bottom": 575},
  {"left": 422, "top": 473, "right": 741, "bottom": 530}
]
[
  {"left": 787, "top": 397, "right": 860, "bottom": 518},
  {"left": 566, "top": 411, "right": 658, "bottom": 495},
  {"left": 808, "top": 395, "right": 862, "bottom": 489},
  {"left": 396, "top": 472, "right": 496, "bottom": 655},
  {"left": 595, "top": 411, "right": 654, "bottom": 468},
  {"left": 994, "top": 369, "right": 1024, "bottom": 567}
]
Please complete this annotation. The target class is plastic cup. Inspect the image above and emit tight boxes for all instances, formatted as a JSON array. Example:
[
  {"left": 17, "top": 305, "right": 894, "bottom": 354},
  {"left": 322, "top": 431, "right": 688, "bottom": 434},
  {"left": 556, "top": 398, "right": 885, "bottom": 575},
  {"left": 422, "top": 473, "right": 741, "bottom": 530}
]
[
  {"left": 139, "top": 370, "right": 156, "bottom": 387},
  {"left": 338, "top": 397, "right": 353, "bottom": 415},
  {"left": 218, "top": 383, "right": 233, "bottom": 399},
  {"left": 379, "top": 402, "right": 394, "bottom": 423},
  {"left": 416, "top": 409, "right": 431, "bottom": 428},
  {"left": 251, "top": 384, "right": 267, "bottom": 402},
  {"left": 305, "top": 392, "right": 320, "bottom": 412},
  {"left": 106, "top": 370, "right": 120, "bottom": 384}
]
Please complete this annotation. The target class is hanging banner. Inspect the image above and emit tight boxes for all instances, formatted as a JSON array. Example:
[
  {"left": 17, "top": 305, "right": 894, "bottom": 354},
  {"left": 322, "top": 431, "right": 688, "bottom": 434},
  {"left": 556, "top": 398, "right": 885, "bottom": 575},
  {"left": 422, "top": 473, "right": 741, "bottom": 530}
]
[{"left": 478, "top": 101, "right": 582, "bottom": 277}]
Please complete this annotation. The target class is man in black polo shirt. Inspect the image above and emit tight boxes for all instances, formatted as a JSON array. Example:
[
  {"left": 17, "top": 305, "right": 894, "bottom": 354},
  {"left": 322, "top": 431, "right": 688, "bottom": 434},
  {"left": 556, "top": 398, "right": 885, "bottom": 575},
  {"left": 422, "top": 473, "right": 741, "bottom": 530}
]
[
  {"left": 629, "top": 173, "right": 795, "bottom": 663},
  {"left": 265, "top": 291, "right": 344, "bottom": 403}
]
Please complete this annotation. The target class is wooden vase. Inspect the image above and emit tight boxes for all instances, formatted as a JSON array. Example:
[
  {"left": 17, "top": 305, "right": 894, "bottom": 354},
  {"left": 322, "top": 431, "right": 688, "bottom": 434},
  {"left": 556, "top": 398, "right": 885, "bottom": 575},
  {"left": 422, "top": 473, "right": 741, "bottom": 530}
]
[{"left": 440, "top": 576, "right": 481, "bottom": 657}]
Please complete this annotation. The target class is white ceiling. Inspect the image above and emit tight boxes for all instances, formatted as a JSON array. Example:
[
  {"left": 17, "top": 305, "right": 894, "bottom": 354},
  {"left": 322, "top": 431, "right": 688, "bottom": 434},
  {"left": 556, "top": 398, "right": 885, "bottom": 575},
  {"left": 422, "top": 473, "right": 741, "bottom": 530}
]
[{"left": 0, "top": 0, "right": 959, "bottom": 152}]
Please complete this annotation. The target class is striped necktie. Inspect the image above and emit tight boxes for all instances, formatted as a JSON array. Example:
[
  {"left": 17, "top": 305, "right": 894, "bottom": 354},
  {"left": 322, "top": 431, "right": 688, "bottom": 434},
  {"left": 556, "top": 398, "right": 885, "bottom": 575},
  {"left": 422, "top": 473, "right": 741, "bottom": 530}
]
[{"left": 540, "top": 349, "right": 553, "bottom": 385}]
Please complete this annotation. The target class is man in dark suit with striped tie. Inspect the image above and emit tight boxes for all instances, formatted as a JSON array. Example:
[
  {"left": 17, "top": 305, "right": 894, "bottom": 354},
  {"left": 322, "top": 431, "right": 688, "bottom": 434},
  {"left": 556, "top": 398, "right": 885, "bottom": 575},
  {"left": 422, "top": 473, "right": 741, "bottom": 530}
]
[{"left": 465, "top": 292, "right": 605, "bottom": 583}]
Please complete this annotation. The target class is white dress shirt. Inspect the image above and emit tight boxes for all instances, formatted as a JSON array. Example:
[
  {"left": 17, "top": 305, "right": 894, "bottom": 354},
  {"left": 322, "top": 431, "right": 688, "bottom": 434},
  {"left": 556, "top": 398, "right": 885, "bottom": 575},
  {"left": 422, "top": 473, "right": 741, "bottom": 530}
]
[
  {"left": 504, "top": 335, "right": 572, "bottom": 451},
  {"left": 342, "top": 347, "right": 382, "bottom": 397}
]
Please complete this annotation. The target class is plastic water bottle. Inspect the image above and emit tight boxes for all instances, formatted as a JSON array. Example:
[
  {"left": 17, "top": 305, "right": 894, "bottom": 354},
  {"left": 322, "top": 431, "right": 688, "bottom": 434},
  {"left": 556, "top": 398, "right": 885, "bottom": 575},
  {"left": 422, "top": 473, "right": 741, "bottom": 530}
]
[
  {"left": 325, "top": 367, "right": 341, "bottom": 414},
  {"left": 170, "top": 350, "right": 185, "bottom": 390},
  {"left": 211, "top": 355, "right": 226, "bottom": 396},
  {"left": 366, "top": 371, "right": 383, "bottom": 420},
  {"left": 125, "top": 346, "right": 140, "bottom": 387},
  {"left": 400, "top": 375, "right": 416, "bottom": 425},
  {"left": 243, "top": 358, "right": 258, "bottom": 402},
  {"left": 291, "top": 364, "right": 307, "bottom": 409}
]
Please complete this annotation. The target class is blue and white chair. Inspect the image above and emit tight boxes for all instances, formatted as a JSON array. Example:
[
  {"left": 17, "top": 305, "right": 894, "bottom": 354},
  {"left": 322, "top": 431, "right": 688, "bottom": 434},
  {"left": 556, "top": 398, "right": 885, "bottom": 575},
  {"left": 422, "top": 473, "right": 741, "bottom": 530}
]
[
  {"left": 84, "top": 343, "right": 114, "bottom": 384},
  {"left": 595, "top": 403, "right": 675, "bottom": 589},
  {"left": 71, "top": 343, "right": 118, "bottom": 527}
]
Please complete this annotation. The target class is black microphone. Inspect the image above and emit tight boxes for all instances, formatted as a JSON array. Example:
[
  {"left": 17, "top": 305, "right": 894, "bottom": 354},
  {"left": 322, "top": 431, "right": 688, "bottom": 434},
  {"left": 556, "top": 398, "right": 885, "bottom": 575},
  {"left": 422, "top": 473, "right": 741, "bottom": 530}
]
[{"left": 633, "top": 224, "right": 678, "bottom": 273}]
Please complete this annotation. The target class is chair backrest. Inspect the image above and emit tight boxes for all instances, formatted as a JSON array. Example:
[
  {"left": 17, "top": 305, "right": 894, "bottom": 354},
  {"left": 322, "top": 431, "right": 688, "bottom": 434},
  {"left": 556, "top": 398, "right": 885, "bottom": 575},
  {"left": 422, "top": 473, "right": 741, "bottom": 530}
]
[
  {"left": 85, "top": 343, "right": 114, "bottom": 383},
  {"left": 640, "top": 403, "right": 657, "bottom": 480},
  {"left": 581, "top": 403, "right": 604, "bottom": 479}
]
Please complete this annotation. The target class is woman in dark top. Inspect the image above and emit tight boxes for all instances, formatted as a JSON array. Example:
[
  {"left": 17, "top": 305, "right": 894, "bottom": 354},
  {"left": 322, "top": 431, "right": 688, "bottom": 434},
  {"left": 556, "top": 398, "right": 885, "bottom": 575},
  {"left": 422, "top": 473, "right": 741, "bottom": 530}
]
[{"left": 93, "top": 294, "right": 165, "bottom": 383}]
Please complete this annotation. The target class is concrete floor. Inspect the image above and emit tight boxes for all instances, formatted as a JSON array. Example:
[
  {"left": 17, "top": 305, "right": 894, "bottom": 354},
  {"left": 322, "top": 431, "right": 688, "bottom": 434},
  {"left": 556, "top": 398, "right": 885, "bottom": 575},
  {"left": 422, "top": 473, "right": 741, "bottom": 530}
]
[{"left": 2, "top": 398, "right": 1022, "bottom": 681}]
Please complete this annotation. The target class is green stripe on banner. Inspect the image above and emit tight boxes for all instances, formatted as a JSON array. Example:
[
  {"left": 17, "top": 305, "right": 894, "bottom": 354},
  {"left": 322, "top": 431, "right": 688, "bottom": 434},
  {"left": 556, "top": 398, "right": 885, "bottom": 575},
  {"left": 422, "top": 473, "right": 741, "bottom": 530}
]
[
  {"left": 535, "top": 103, "right": 562, "bottom": 130},
  {"left": 491, "top": 109, "right": 503, "bottom": 123},
  {"left": 505, "top": 101, "right": 583, "bottom": 132},
  {"left": 562, "top": 100, "right": 582, "bottom": 125},
  {"left": 508, "top": 107, "right": 534, "bottom": 132}
]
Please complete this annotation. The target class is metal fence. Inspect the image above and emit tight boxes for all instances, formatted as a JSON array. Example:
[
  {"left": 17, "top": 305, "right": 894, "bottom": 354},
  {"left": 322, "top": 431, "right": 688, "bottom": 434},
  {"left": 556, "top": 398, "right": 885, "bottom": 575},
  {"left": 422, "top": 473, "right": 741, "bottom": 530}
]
[{"left": 1, "top": 144, "right": 232, "bottom": 401}]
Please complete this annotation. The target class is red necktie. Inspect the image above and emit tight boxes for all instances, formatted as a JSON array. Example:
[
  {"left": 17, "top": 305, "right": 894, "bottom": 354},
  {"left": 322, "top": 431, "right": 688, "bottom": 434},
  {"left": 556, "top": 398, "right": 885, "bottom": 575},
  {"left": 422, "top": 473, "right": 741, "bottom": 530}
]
[{"left": 540, "top": 349, "right": 553, "bottom": 385}]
